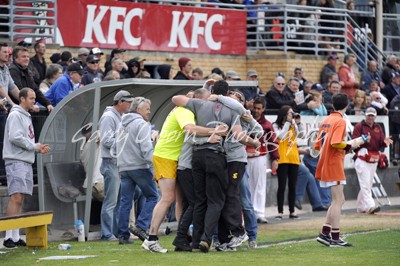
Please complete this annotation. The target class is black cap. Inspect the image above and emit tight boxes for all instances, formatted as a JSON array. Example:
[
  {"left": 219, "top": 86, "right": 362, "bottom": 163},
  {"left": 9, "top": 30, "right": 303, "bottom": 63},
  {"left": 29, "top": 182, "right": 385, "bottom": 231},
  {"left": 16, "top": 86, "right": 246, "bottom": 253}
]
[
  {"left": 111, "top": 48, "right": 126, "bottom": 58},
  {"left": 67, "top": 63, "right": 84, "bottom": 75},
  {"left": 87, "top": 55, "right": 99, "bottom": 63},
  {"left": 50, "top": 53, "right": 61, "bottom": 63},
  {"left": 17, "top": 41, "right": 31, "bottom": 47}
]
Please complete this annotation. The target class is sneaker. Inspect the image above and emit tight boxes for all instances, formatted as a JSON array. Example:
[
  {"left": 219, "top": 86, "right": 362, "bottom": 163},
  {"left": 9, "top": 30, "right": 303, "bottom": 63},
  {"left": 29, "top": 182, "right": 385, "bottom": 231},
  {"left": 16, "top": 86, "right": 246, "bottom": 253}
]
[
  {"left": 142, "top": 239, "right": 168, "bottom": 253},
  {"left": 257, "top": 217, "right": 269, "bottom": 224},
  {"left": 316, "top": 233, "right": 331, "bottom": 246},
  {"left": 216, "top": 243, "right": 237, "bottom": 252},
  {"left": 212, "top": 241, "right": 221, "bottom": 249},
  {"left": 129, "top": 225, "right": 148, "bottom": 241},
  {"left": 289, "top": 214, "right": 300, "bottom": 219},
  {"left": 119, "top": 237, "right": 134, "bottom": 244},
  {"left": 313, "top": 206, "right": 329, "bottom": 212},
  {"left": 3, "top": 238, "right": 16, "bottom": 249},
  {"left": 172, "top": 237, "right": 192, "bottom": 252},
  {"left": 368, "top": 206, "right": 381, "bottom": 214},
  {"left": 275, "top": 213, "right": 283, "bottom": 220},
  {"left": 227, "top": 233, "right": 249, "bottom": 248},
  {"left": 329, "top": 238, "right": 353, "bottom": 247},
  {"left": 199, "top": 241, "right": 210, "bottom": 253},
  {"left": 248, "top": 240, "right": 257, "bottom": 249},
  {"left": 14, "top": 239, "right": 26, "bottom": 246},
  {"left": 295, "top": 200, "right": 303, "bottom": 210}
]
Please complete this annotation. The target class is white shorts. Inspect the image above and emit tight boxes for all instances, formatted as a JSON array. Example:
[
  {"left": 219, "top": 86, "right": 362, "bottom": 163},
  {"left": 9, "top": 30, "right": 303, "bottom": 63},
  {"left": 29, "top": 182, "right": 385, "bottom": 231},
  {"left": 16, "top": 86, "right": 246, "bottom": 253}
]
[{"left": 319, "top": 180, "right": 346, "bottom": 188}]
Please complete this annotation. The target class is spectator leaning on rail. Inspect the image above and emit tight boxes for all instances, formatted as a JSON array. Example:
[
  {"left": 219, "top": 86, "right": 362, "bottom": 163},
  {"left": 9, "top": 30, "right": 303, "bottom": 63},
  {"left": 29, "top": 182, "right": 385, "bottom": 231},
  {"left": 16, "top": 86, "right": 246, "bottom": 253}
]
[
  {"left": 338, "top": 53, "right": 359, "bottom": 101},
  {"left": 352, "top": 107, "right": 392, "bottom": 214},
  {"left": 39, "top": 64, "right": 63, "bottom": 94},
  {"left": 8, "top": 46, "right": 53, "bottom": 112},
  {"left": 2, "top": 88, "right": 50, "bottom": 249},
  {"left": 0, "top": 43, "right": 20, "bottom": 109},
  {"left": 45, "top": 63, "right": 84, "bottom": 106},
  {"left": 173, "top": 57, "right": 193, "bottom": 80}
]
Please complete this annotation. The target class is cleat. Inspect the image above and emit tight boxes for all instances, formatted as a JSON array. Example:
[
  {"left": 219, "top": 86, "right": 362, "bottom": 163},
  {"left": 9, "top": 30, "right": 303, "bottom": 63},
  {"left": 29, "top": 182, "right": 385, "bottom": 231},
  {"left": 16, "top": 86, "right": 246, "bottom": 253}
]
[
  {"left": 248, "top": 240, "right": 257, "bottom": 249},
  {"left": 316, "top": 233, "right": 331, "bottom": 247},
  {"left": 227, "top": 233, "right": 249, "bottom": 248},
  {"left": 329, "top": 238, "right": 353, "bottom": 247},
  {"left": 142, "top": 239, "right": 168, "bottom": 253},
  {"left": 216, "top": 243, "right": 237, "bottom": 252}
]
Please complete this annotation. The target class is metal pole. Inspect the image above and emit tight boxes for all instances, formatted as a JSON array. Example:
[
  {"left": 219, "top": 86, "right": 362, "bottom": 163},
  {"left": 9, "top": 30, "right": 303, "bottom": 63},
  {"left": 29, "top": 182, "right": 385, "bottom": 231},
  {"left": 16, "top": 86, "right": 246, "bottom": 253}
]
[{"left": 376, "top": 0, "right": 383, "bottom": 52}]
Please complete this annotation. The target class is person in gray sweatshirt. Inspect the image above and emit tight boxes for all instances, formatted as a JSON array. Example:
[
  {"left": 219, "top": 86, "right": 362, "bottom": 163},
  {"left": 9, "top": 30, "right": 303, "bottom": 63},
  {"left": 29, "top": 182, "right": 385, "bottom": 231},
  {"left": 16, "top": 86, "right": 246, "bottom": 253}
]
[
  {"left": 2, "top": 88, "right": 50, "bottom": 249},
  {"left": 99, "top": 90, "right": 133, "bottom": 241},
  {"left": 114, "top": 97, "right": 158, "bottom": 244}
]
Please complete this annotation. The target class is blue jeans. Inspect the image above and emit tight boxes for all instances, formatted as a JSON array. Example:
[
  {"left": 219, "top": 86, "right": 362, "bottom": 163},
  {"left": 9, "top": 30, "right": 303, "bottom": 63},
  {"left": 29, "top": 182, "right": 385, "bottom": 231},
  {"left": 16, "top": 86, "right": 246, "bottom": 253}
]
[
  {"left": 100, "top": 158, "right": 120, "bottom": 240},
  {"left": 118, "top": 169, "right": 158, "bottom": 239},
  {"left": 240, "top": 170, "right": 257, "bottom": 242},
  {"left": 303, "top": 154, "right": 331, "bottom": 206},
  {"left": 296, "top": 164, "right": 323, "bottom": 209}
]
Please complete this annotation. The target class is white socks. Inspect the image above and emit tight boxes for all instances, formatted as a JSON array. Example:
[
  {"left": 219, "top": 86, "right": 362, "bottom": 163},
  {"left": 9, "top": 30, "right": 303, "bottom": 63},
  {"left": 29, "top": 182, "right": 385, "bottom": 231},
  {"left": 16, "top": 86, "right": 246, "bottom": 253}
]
[{"left": 5, "top": 229, "right": 20, "bottom": 242}]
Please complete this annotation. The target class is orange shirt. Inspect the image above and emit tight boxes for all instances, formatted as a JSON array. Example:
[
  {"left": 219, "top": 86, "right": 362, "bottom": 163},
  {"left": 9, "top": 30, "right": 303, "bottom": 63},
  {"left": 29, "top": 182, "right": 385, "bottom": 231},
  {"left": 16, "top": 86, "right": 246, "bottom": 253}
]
[{"left": 315, "top": 112, "right": 347, "bottom": 182}]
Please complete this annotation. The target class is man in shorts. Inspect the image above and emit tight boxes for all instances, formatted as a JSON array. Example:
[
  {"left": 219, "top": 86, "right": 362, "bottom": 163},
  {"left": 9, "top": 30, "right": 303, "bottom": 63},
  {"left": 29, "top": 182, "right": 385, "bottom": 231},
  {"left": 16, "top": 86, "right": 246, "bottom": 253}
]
[
  {"left": 314, "top": 93, "right": 367, "bottom": 247},
  {"left": 2, "top": 88, "right": 50, "bottom": 248},
  {"left": 143, "top": 98, "right": 225, "bottom": 253}
]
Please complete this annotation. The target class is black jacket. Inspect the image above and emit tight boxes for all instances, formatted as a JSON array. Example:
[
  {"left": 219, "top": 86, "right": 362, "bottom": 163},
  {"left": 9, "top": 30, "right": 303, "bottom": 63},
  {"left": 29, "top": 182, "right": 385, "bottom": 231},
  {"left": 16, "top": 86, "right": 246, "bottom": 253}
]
[
  {"left": 173, "top": 71, "right": 191, "bottom": 80},
  {"left": 9, "top": 62, "right": 51, "bottom": 107}
]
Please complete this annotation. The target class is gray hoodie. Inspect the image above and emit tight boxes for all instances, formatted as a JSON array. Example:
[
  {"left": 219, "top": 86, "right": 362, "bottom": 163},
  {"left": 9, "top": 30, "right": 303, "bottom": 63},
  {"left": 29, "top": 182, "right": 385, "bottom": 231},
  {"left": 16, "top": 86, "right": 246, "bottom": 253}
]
[
  {"left": 115, "top": 113, "right": 153, "bottom": 172},
  {"left": 2, "top": 105, "right": 38, "bottom": 164},
  {"left": 99, "top": 106, "right": 121, "bottom": 158}
]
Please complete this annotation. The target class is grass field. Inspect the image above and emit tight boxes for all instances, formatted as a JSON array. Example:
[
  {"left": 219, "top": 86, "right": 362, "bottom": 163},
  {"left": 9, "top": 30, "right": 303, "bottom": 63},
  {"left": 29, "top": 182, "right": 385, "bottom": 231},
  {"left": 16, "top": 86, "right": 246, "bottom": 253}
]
[{"left": 1, "top": 212, "right": 399, "bottom": 266}]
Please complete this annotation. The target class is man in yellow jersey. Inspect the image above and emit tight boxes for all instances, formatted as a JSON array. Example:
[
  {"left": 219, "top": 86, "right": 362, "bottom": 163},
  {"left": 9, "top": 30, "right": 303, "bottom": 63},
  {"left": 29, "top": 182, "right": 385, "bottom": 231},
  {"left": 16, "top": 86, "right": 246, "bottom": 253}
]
[{"left": 142, "top": 98, "right": 225, "bottom": 253}]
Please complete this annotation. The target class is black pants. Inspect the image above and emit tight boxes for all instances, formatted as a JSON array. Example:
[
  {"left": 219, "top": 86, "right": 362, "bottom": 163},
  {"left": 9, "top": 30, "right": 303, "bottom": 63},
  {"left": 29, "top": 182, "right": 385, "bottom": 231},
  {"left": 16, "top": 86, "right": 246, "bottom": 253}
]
[
  {"left": 277, "top": 163, "right": 299, "bottom": 214},
  {"left": 218, "top": 161, "right": 246, "bottom": 244},
  {"left": 192, "top": 149, "right": 228, "bottom": 247},
  {"left": 174, "top": 169, "right": 195, "bottom": 243}
]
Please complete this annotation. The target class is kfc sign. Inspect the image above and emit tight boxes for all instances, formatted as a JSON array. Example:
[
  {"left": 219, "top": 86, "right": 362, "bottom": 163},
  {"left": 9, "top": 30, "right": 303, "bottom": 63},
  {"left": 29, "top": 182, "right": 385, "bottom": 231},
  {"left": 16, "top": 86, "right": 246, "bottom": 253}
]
[{"left": 57, "top": 0, "right": 246, "bottom": 55}]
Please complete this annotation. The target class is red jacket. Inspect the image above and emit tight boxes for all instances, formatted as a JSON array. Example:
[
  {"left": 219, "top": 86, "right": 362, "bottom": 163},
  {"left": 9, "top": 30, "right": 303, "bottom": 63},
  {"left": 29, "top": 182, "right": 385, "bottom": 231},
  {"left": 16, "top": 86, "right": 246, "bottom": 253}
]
[
  {"left": 352, "top": 120, "right": 386, "bottom": 153},
  {"left": 246, "top": 115, "right": 279, "bottom": 160}
]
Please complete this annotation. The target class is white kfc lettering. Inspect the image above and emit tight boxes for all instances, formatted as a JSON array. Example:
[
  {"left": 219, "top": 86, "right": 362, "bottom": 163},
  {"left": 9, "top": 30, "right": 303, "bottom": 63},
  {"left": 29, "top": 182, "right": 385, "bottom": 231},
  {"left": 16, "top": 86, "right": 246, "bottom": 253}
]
[
  {"left": 168, "top": 11, "right": 223, "bottom": 50},
  {"left": 82, "top": 5, "right": 142, "bottom": 46}
]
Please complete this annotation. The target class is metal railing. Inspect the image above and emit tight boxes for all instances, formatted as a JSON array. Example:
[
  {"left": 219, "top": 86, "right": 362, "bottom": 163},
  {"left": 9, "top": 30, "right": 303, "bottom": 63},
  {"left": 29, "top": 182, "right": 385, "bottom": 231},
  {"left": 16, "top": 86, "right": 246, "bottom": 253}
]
[
  {"left": 0, "top": 0, "right": 57, "bottom": 42},
  {"left": 382, "top": 13, "right": 400, "bottom": 58}
]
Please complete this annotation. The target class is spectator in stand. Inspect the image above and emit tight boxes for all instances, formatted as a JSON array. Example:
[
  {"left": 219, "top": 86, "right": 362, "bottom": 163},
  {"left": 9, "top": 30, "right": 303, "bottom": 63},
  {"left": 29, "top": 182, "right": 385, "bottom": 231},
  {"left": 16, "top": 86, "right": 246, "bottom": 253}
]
[
  {"left": 45, "top": 63, "right": 84, "bottom": 106},
  {"left": 173, "top": 57, "right": 192, "bottom": 80},
  {"left": 90, "top": 47, "right": 104, "bottom": 62},
  {"left": 346, "top": 0, "right": 355, "bottom": 10},
  {"left": 361, "top": 60, "right": 384, "bottom": 93},
  {"left": 210, "top": 67, "right": 225, "bottom": 80},
  {"left": 382, "top": 71, "right": 400, "bottom": 104},
  {"left": 318, "top": 0, "right": 335, "bottom": 35},
  {"left": 273, "top": 105, "right": 304, "bottom": 220},
  {"left": 125, "top": 59, "right": 140, "bottom": 79},
  {"left": 133, "top": 56, "right": 149, "bottom": 75},
  {"left": 389, "top": 93, "right": 400, "bottom": 164},
  {"left": 192, "top": 67, "right": 203, "bottom": 80},
  {"left": 77, "top": 48, "right": 90, "bottom": 68},
  {"left": 265, "top": 76, "right": 291, "bottom": 112},
  {"left": 225, "top": 70, "right": 241, "bottom": 81},
  {"left": 303, "top": 81, "right": 314, "bottom": 97},
  {"left": 294, "top": 67, "right": 307, "bottom": 91},
  {"left": 323, "top": 80, "right": 342, "bottom": 114},
  {"left": 39, "top": 64, "right": 63, "bottom": 94},
  {"left": 103, "top": 70, "right": 120, "bottom": 81},
  {"left": 239, "top": 69, "right": 259, "bottom": 109},
  {"left": 105, "top": 48, "right": 126, "bottom": 74},
  {"left": 81, "top": 55, "right": 104, "bottom": 85},
  {"left": 349, "top": 89, "right": 367, "bottom": 115},
  {"left": 365, "top": 93, "right": 372, "bottom": 108},
  {"left": 9, "top": 46, "right": 53, "bottom": 112},
  {"left": 320, "top": 54, "right": 338, "bottom": 88},
  {"left": 369, "top": 80, "right": 388, "bottom": 107},
  {"left": 49, "top": 53, "right": 61, "bottom": 64},
  {"left": 59, "top": 51, "right": 72, "bottom": 72},
  {"left": 30, "top": 40, "right": 47, "bottom": 86},
  {"left": 381, "top": 55, "right": 398, "bottom": 86},
  {"left": 16, "top": 41, "right": 41, "bottom": 87},
  {"left": 370, "top": 91, "right": 388, "bottom": 115},
  {"left": 157, "top": 64, "right": 172, "bottom": 80},
  {"left": 0, "top": 43, "right": 20, "bottom": 107},
  {"left": 300, "top": 90, "right": 327, "bottom": 116},
  {"left": 110, "top": 57, "right": 126, "bottom": 79},
  {"left": 338, "top": 53, "right": 359, "bottom": 100}
]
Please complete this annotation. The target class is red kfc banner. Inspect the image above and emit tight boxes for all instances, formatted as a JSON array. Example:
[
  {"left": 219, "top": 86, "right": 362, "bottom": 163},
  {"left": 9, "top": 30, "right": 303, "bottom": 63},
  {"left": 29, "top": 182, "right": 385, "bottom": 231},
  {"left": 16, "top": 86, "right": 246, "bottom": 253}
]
[{"left": 56, "top": 0, "right": 247, "bottom": 55}]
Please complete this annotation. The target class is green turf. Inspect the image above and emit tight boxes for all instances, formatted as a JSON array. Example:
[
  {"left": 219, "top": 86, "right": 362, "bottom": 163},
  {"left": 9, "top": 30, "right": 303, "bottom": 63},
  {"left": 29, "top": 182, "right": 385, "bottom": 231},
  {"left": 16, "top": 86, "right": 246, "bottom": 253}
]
[{"left": 1, "top": 229, "right": 399, "bottom": 265}]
